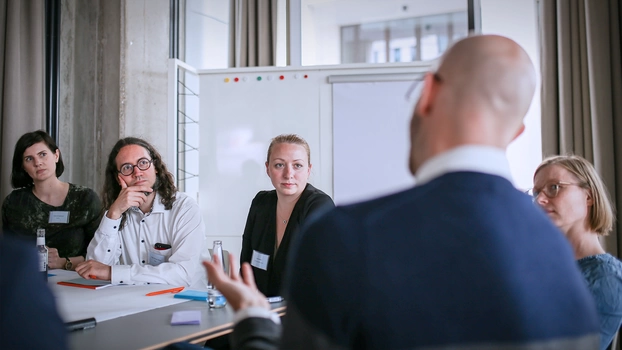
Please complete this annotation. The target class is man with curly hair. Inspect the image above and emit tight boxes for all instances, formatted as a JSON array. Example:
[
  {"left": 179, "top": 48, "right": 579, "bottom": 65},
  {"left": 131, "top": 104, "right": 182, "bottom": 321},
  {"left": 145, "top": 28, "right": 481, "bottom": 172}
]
[{"left": 76, "top": 137, "right": 205, "bottom": 286}]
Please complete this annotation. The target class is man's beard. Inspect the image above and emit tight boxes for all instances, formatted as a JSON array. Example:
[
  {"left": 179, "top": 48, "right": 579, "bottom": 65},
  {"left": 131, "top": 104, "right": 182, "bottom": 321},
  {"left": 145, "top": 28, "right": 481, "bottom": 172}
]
[
  {"left": 144, "top": 177, "right": 160, "bottom": 196},
  {"left": 408, "top": 110, "right": 423, "bottom": 176}
]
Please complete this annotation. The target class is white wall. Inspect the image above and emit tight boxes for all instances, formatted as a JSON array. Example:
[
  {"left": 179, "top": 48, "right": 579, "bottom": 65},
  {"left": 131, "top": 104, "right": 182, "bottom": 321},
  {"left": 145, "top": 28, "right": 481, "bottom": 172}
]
[{"left": 480, "top": 0, "right": 541, "bottom": 190}]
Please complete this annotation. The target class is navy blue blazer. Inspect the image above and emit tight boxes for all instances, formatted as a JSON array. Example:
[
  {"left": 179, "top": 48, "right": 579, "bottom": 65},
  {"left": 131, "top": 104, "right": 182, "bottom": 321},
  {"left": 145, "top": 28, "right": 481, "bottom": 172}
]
[
  {"left": 0, "top": 234, "right": 68, "bottom": 349},
  {"left": 281, "top": 172, "right": 600, "bottom": 349}
]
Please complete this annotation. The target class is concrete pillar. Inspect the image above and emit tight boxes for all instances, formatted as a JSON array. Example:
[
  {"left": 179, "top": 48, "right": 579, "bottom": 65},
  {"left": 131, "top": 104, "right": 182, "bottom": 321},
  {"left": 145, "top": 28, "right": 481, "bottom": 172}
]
[
  {"left": 120, "top": 0, "right": 171, "bottom": 160},
  {"left": 59, "top": 0, "right": 170, "bottom": 194},
  {"left": 59, "top": 0, "right": 121, "bottom": 193}
]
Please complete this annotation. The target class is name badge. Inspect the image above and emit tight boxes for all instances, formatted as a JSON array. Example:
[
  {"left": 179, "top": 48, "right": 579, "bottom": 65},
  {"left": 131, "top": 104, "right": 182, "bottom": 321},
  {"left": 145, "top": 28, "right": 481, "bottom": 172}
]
[
  {"left": 148, "top": 251, "right": 167, "bottom": 266},
  {"left": 251, "top": 250, "right": 270, "bottom": 271},
  {"left": 49, "top": 211, "right": 70, "bottom": 224}
]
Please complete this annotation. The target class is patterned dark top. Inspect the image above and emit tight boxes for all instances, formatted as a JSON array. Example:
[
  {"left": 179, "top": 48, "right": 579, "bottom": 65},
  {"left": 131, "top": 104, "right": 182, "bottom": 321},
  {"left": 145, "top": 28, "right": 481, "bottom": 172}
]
[
  {"left": 2, "top": 183, "right": 102, "bottom": 258},
  {"left": 578, "top": 254, "right": 622, "bottom": 350}
]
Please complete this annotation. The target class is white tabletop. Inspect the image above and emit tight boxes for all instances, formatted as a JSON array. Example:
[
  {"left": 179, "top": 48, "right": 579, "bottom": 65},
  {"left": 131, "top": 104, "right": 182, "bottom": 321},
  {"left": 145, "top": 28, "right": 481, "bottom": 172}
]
[
  {"left": 49, "top": 269, "right": 286, "bottom": 349},
  {"left": 48, "top": 269, "right": 195, "bottom": 323}
]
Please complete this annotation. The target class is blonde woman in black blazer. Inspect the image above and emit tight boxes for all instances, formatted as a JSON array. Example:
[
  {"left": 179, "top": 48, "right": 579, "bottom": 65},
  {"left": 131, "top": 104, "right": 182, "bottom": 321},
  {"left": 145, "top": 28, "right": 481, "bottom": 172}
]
[{"left": 240, "top": 134, "right": 334, "bottom": 297}]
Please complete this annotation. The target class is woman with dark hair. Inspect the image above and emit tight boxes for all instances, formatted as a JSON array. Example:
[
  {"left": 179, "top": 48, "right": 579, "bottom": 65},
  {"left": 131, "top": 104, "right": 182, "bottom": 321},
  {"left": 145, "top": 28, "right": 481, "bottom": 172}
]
[
  {"left": 532, "top": 155, "right": 622, "bottom": 350},
  {"left": 1, "top": 130, "right": 102, "bottom": 271},
  {"left": 240, "top": 134, "right": 334, "bottom": 297},
  {"left": 76, "top": 137, "right": 206, "bottom": 286}
]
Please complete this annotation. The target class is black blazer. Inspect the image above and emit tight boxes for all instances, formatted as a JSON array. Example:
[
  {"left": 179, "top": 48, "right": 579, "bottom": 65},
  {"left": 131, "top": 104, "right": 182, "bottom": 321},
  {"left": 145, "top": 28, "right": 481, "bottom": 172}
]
[{"left": 240, "top": 183, "right": 334, "bottom": 296}]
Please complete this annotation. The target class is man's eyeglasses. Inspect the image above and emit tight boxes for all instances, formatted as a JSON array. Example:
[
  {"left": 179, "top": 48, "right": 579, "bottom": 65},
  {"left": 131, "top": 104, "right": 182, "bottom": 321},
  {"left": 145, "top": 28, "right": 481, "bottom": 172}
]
[
  {"left": 526, "top": 182, "right": 586, "bottom": 200},
  {"left": 118, "top": 158, "right": 153, "bottom": 176},
  {"left": 405, "top": 72, "right": 444, "bottom": 104}
]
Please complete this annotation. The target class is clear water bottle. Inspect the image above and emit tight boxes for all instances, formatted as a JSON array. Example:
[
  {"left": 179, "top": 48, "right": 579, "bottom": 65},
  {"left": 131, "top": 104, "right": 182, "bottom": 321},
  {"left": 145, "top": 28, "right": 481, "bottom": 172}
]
[
  {"left": 207, "top": 240, "right": 227, "bottom": 308},
  {"left": 36, "top": 228, "right": 48, "bottom": 281}
]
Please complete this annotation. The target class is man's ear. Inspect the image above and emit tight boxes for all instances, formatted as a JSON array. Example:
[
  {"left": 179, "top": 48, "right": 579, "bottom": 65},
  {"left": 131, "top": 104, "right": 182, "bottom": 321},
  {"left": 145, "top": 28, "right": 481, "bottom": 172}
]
[
  {"left": 416, "top": 73, "right": 437, "bottom": 117},
  {"left": 511, "top": 123, "right": 526, "bottom": 142}
]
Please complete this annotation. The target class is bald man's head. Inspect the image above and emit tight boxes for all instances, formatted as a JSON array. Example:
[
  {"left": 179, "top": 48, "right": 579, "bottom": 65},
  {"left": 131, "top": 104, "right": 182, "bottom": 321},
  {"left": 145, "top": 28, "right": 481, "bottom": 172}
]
[
  {"left": 437, "top": 35, "right": 536, "bottom": 132},
  {"left": 408, "top": 35, "right": 537, "bottom": 175}
]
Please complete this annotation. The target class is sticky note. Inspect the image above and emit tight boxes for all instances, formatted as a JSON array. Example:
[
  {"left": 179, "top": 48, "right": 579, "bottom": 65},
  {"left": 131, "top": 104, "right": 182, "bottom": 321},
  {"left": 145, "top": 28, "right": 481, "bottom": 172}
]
[
  {"left": 171, "top": 310, "right": 201, "bottom": 325},
  {"left": 174, "top": 290, "right": 208, "bottom": 301}
]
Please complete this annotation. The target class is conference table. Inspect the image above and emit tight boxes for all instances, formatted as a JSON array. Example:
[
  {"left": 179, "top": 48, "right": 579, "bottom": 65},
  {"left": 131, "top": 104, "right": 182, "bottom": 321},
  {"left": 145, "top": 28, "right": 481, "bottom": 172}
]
[{"left": 48, "top": 270, "right": 286, "bottom": 350}]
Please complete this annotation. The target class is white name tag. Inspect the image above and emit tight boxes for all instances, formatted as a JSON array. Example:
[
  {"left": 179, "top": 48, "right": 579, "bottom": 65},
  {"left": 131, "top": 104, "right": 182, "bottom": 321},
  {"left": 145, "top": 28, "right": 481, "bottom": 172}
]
[
  {"left": 148, "top": 251, "right": 167, "bottom": 266},
  {"left": 251, "top": 250, "right": 270, "bottom": 271},
  {"left": 49, "top": 211, "right": 70, "bottom": 224}
]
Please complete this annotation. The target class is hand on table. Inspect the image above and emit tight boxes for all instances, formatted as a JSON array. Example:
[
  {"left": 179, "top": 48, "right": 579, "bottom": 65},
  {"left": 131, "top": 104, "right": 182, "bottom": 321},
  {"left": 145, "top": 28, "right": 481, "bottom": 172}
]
[
  {"left": 106, "top": 177, "right": 153, "bottom": 219},
  {"left": 203, "top": 253, "right": 270, "bottom": 312},
  {"left": 75, "top": 260, "right": 112, "bottom": 281}
]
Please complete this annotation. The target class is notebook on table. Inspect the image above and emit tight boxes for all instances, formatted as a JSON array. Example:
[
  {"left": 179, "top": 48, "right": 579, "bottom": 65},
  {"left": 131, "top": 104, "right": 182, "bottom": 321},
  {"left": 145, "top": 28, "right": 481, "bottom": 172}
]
[{"left": 57, "top": 277, "right": 112, "bottom": 290}]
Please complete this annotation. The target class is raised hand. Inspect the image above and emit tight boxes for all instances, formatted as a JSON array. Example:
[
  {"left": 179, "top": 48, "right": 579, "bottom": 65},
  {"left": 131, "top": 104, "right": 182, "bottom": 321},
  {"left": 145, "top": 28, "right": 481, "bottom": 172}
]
[{"left": 203, "top": 253, "right": 270, "bottom": 312}]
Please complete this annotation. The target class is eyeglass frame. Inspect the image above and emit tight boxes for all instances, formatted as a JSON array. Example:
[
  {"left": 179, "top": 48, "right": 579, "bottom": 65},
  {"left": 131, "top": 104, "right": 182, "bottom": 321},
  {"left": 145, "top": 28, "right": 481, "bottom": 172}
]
[
  {"left": 526, "top": 181, "right": 588, "bottom": 201},
  {"left": 117, "top": 157, "right": 153, "bottom": 176},
  {"left": 404, "top": 72, "right": 444, "bottom": 105}
]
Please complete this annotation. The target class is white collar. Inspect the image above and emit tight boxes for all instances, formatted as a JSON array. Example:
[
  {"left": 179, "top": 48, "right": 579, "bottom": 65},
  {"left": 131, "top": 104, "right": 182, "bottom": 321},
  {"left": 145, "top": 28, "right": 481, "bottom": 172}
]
[
  {"left": 151, "top": 192, "right": 165, "bottom": 213},
  {"left": 414, "top": 145, "right": 514, "bottom": 186}
]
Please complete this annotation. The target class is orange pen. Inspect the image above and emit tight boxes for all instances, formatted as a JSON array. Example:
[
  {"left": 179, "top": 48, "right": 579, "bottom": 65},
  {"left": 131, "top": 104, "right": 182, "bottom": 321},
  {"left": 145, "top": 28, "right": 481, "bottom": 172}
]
[{"left": 145, "top": 286, "right": 184, "bottom": 296}]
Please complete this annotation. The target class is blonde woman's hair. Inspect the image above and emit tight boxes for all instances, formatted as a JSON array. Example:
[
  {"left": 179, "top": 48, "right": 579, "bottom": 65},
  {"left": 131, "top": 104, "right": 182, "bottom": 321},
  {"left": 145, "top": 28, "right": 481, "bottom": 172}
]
[
  {"left": 266, "top": 134, "right": 311, "bottom": 165},
  {"left": 535, "top": 155, "right": 615, "bottom": 235}
]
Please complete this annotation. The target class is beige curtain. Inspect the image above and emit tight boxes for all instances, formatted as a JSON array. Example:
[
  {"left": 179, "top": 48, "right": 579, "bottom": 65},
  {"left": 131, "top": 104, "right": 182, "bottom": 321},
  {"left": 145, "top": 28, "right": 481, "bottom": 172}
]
[
  {"left": 539, "top": 0, "right": 622, "bottom": 258},
  {"left": 230, "top": 0, "right": 277, "bottom": 67},
  {"left": 0, "top": 0, "right": 46, "bottom": 209}
]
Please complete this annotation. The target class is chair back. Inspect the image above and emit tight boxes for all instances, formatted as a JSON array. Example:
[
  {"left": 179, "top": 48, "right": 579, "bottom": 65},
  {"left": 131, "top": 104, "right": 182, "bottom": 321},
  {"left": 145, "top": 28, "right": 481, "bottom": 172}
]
[{"left": 611, "top": 329, "right": 619, "bottom": 350}]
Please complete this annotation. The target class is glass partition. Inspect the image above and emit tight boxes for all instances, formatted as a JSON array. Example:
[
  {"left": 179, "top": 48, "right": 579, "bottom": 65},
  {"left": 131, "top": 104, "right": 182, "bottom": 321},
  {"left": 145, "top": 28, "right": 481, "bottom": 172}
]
[{"left": 341, "top": 12, "right": 468, "bottom": 64}]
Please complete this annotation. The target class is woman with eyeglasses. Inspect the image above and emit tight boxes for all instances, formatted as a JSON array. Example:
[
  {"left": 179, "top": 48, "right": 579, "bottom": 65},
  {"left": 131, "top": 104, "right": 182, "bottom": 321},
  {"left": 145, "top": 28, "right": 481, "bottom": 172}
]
[
  {"left": 532, "top": 155, "right": 622, "bottom": 350},
  {"left": 1, "top": 130, "right": 102, "bottom": 271}
]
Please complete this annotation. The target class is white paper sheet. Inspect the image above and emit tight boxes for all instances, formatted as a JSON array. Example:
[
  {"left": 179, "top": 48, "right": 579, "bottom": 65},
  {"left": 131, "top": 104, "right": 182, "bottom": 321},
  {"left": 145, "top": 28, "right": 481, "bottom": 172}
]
[{"left": 48, "top": 270, "right": 195, "bottom": 323}]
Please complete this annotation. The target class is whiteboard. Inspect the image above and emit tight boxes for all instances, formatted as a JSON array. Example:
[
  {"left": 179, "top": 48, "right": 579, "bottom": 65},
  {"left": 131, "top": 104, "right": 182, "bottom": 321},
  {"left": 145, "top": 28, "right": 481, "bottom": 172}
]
[
  {"left": 332, "top": 81, "right": 416, "bottom": 205},
  {"left": 198, "top": 63, "right": 431, "bottom": 258}
]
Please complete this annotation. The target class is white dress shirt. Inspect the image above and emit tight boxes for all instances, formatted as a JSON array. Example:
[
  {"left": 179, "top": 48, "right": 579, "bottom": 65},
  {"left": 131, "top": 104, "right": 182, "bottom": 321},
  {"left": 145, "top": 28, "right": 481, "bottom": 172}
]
[
  {"left": 87, "top": 192, "right": 206, "bottom": 286},
  {"left": 414, "top": 145, "right": 514, "bottom": 186}
]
